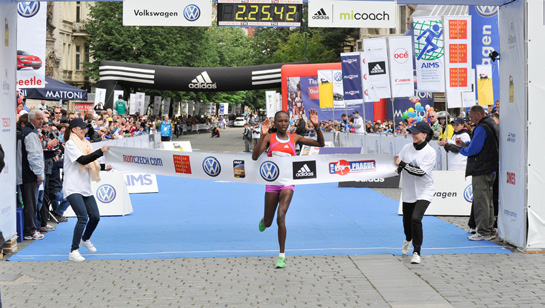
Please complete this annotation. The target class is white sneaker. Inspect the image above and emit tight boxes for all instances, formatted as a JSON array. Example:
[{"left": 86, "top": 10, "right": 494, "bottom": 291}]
[
  {"left": 411, "top": 252, "right": 421, "bottom": 264},
  {"left": 69, "top": 250, "right": 85, "bottom": 262},
  {"left": 80, "top": 239, "right": 97, "bottom": 253},
  {"left": 401, "top": 240, "right": 412, "bottom": 255},
  {"left": 468, "top": 233, "right": 496, "bottom": 241}
]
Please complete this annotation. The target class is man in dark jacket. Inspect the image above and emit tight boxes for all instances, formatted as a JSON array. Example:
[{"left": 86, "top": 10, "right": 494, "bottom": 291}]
[{"left": 456, "top": 105, "right": 499, "bottom": 241}]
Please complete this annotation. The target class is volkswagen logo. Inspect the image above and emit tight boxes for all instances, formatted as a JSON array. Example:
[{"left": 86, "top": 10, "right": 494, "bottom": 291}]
[
  {"left": 18, "top": 2, "right": 40, "bottom": 18},
  {"left": 260, "top": 161, "right": 279, "bottom": 182},
  {"left": 476, "top": 6, "right": 498, "bottom": 17},
  {"left": 96, "top": 184, "right": 116, "bottom": 204},
  {"left": 463, "top": 184, "right": 473, "bottom": 203},
  {"left": 202, "top": 156, "right": 221, "bottom": 177},
  {"left": 183, "top": 4, "right": 201, "bottom": 22},
  {"left": 333, "top": 72, "right": 342, "bottom": 82}
]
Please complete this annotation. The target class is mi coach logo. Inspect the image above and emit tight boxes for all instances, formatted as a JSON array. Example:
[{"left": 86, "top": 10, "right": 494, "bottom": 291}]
[
  {"left": 293, "top": 161, "right": 317, "bottom": 180},
  {"left": 96, "top": 184, "right": 116, "bottom": 204},
  {"left": 313, "top": 8, "right": 329, "bottom": 20},
  {"left": 183, "top": 4, "right": 201, "bottom": 22},
  {"left": 202, "top": 156, "right": 221, "bottom": 177},
  {"left": 189, "top": 71, "right": 217, "bottom": 89},
  {"left": 173, "top": 155, "right": 192, "bottom": 174},
  {"left": 233, "top": 160, "right": 245, "bottom": 178},
  {"left": 369, "top": 62, "right": 386, "bottom": 75},
  {"left": 18, "top": 2, "right": 40, "bottom": 18},
  {"left": 260, "top": 161, "right": 279, "bottom": 182}
]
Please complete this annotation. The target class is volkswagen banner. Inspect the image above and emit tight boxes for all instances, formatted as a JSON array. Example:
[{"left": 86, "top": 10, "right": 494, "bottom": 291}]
[{"left": 123, "top": 0, "right": 212, "bottom": 27}]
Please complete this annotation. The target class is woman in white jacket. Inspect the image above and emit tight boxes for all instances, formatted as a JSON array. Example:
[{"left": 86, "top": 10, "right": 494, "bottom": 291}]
[
  {"left": 394, "top": 122, "right": 436, "bottom": 265},
  {"left": 438, "top": 117, "right": 472, "bottom": 171},
  {"left": 64, "top": 118, "right": 111, "bottom": 262}
]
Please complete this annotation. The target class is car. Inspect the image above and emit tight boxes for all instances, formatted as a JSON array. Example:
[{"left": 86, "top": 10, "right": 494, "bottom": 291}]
[
  {"left": 17, "top": 50, "right": 42, "bottom": 70},
  {"left": 233, "top": 117, "right": 246, "bottom": 127}
]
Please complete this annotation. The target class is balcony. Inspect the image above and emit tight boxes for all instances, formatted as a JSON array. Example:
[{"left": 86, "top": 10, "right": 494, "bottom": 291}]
[{"left": 73, "top": 22, "right": 88, "bottom": 37}]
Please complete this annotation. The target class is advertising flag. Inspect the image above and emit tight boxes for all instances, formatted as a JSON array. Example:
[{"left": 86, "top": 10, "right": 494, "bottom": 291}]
[
  {"left": 413, "top": 17, "right": 446, "bottom": 92},
  {"left": 16, "top": 1, "right": 46, "bottom": 88},
  {"left": 95, "top": 88, "right": 106, "bottom": 107},
  {"left": 476, "top": 65, "right": 494, "bottom": 106},
  {"left": 341, "top": 52, "right": 363, "bottom": 105},
  {"left": 318, "top": 70, "right": 333, "bottom": 108},
  {"left": 363, "top": 37, "right": 391, "bottom": 100},
  {"left": 361, "top": 52, "right": 374, "bottom": 103},
  {"left": 129, "top": 93, "right": 137, "bottom": 115},
  {"left": 153, "top": 96, "right": 162, "bottom": 115},
  {"left": 332, "top": 70, "right": 344, "bottom": 108},
  {"left": 266, "top": 91, "right": 276, "bottom": 118},
  {"left": 164, "top": 97, "right": 171, "bottom": 115},
  {"left": 388, "top": 36, "right": 414, "bottom": 98},
  {"left": 443, "top": 15, "right": 472, "bottom": 99}
]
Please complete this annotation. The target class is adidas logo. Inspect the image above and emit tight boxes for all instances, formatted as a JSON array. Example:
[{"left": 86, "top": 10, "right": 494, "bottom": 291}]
[
  {"left": 312, "top": 8, "right": 329, "bottom": 20},
  {"left": 284, "top": 145, "right": 289, "bottom": 149},
  {"left": 296, "top": 164, "right": 315, "bottom": 177},
  {"left": 189, "top": 71, "right": 217, "bottom": 89},
  {"left": 370, "top": 64, "right": 385, "bottom": 75}
]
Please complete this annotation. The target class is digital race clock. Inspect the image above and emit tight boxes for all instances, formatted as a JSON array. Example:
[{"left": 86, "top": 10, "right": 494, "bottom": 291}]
[{"left": 217, "top": 0, "right": 302, "bottom": 27}]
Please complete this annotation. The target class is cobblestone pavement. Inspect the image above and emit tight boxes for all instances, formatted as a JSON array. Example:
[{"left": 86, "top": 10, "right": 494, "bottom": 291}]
[{"left": 2, "top": 129, "right": 544, "bottom": 307}]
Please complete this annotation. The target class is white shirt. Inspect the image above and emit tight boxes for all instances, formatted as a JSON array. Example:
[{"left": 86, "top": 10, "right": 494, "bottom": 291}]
[
  {"left": 447, "top": 132, "right": 471, "bottom": 171},
  {"left": 398, "top": 142, "right": 436, "bottom": 202},
  {"left": 353, "top": 116, "right": 365, "bottom": 134},
  {"left": 63, "top": 139, "right": 93, "bottom": 197}
]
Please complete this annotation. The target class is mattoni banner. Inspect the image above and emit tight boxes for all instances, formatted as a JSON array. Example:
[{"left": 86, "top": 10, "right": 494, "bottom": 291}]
[
  {"left": 105, "top": 147, "right": 398, "bottom": 186},
  {"left": 123, "top": 0, "right": 212, "bottom": 27},
  {"left": 16, "top": 1, "right": 45, "bottom": 89},
  {"left": 341, "top": 52, "right": 363, "bottom": 106},
  {"left": 413, "top": 17, "right": 446, "bottom": 93},
  {"left": 388, "top": 36, "right": 414, "bottom": 98}
]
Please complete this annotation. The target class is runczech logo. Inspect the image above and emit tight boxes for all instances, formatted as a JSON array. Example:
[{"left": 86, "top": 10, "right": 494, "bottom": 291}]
[
  {"left": 414, "top": 20, "right": 444, "bottom": 61},
  {"left": 18, "top": 2, "right": 40, "bottom": 18},
  {"left": 260, "top": 161, "right": 279, "bottom": 182},
  {"left": 463, "top": 184, "right": 473, "bottom": 203},
  {"left": 334, "top": 72, "right": 342, "bottom": 82},
  {"left": 96, "top": 184, "right": 116, "bottom": 204},
  {"left": 202, "top": 156, "right": 221, "bottom": 177},
  {"left": 476, "top": 6, "right": 498, "bottom": 17},
  {"left": 183, "top": 4, "right": 201, "bottom": 22}
]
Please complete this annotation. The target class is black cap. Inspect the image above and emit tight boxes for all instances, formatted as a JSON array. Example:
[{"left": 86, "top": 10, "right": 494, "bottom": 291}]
[
  {"left": 118, "top": 94, "right": 123, "bottom": 99},
  {"left": 407, "top": 122, "right": 432, "bottom": 134},
  {"left": 352, "top": 110, "right": 359, "bottom": 114},
  {"left": 69, "top": 118, "right": 88, "bottom": 130},
  {"left": 452, "top": 117, "right": 465, "bottom": 125}
]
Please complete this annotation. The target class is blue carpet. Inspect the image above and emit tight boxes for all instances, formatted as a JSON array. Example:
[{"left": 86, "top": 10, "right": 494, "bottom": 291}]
[{"left": 9, "top": 176, "right": 509, "bottom": 261}]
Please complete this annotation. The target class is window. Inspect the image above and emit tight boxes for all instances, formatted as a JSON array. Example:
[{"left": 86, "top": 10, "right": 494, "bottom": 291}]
[
  {"left": 76, "top": 2, "right": 81, "bottom": 22},
  {"left": 76, "top": 45, "right": 81, "bottom": 71}
]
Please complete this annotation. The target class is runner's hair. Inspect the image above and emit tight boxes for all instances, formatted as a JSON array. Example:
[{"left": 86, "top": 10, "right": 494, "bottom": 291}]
[{"left": 274, "top": 110, "right": 289, "bottom": 121}]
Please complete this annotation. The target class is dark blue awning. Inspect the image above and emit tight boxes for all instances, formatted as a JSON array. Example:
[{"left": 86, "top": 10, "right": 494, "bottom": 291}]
[{"left": 20, "top": 77, "right": 88, "bottom": 101}]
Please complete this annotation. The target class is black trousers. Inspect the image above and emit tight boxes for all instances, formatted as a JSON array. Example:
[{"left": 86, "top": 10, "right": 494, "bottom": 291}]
[
  {"left": 20, "top": 182, "right": 39, "bottom": 236},
  {"left": 403, "top": 200, "right": 430, "bottom": 255}
]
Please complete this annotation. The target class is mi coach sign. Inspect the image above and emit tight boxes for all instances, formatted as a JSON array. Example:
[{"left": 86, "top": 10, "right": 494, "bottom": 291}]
[
  {"left": 308, "top": 0, "right": 396, "bottom": 28},
  {"left": 123, "top": 0, "right": 212, "bottom": 27}
]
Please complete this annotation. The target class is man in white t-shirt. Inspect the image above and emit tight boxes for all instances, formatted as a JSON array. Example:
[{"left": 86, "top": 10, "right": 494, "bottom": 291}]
[{"left": 351, "top": 110, "right": 365, "bottom": 134}]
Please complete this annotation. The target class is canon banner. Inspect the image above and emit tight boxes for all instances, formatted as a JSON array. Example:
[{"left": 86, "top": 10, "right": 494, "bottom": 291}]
[
  {"left": 105, "top": 147, "right": 397, "bottom": 186},
  {"left": 363, "top": 37, "right": 391, "bottom": 100},
  {"left": 413, "top": 17, "right": 446, "bottom": 93},
  {"left": 341, "top": 53, "right": 363, "bottom": 106},
  {"left": 308, "top": 0, "right": 395, "bottom": 28},
  {"left": 0, "top": 2, "right": 17, "bottom": 241},
  {"left": 16, "top": 1, "right": 46, "bottom": 89},
  {"left": 388, "top": 36, "right": 414, "bottom": 98},
  {"left": 123, "top": 0, "right": 212, "bottom": 27}
]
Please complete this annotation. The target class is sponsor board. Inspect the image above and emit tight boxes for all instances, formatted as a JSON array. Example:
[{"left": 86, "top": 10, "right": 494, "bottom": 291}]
[
  {"left": 308, "top": 0, "right": 395, "bottom": 28},
  {"left": 123, "top": 0, "right": 212, "bottom": 27}
]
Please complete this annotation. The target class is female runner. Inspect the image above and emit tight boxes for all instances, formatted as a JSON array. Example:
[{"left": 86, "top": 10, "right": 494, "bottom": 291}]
[{"left": 252, "top": 109, "right": 325, "bottom": 268}]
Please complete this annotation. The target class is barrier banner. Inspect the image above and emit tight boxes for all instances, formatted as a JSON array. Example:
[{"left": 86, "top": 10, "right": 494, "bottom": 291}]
[
  {"left": 476, "top": 65, "right": 493, "bottom": 106},
  {"left": 341, "top": 52, "right": 363, "bottom": 105},
  {"left": 318, "top": 70, "right": 333, "bottom": 108},
  {"left": 388, "top": 36, "right": 414, "bottom": 98},
  {"left": 105, "top": 147, "right": 397, "bottom": 186},
  {"left": 413, "top": 17, "right": 446, "bottom": 93},
  {"left": 363, "top": 37, "right": 391, "bottom": 100}
]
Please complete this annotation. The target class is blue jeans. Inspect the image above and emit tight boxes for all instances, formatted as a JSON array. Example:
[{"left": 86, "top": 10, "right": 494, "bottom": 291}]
[
  {"left": 51, "top": 191, "right": 70, "bottom": 216},
  {"left": 66, "top": 194, "right": 100, "bottom": 252}
]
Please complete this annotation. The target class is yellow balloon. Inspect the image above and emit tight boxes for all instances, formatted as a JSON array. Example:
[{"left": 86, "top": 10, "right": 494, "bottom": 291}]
[{"left": 408, "top": 107, "right": 415, "bottom": 113}]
